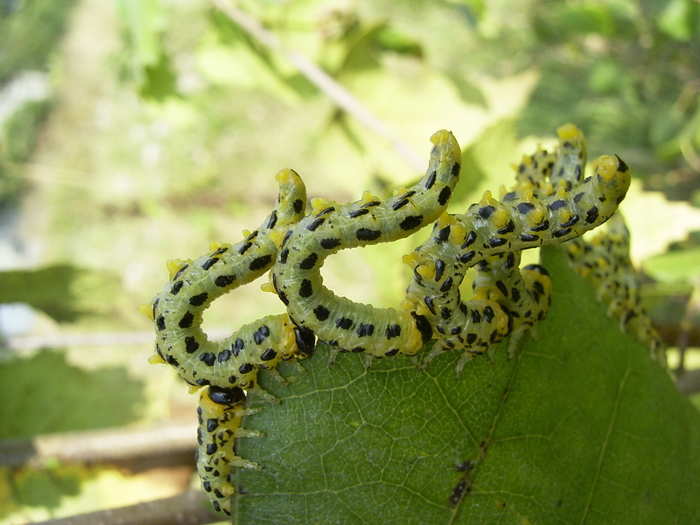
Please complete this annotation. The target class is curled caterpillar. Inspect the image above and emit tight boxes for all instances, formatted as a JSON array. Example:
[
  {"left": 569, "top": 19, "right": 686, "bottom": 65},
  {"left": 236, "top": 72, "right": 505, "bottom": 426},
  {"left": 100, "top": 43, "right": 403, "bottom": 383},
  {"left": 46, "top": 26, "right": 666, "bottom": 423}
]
[
  {"left": 565, "top": 213, "right": 666, "bottom": 365},
  {"left": 404, "top": 124, "right": 631, "bottom": 366},
  {"left": 270, "top": 130, "right": 462, "bottom": 357},
  {"left": 147, "top": 169, "right": 315, "bottom": 392},
  {"left": 145, "top": 169, "right": 316, "bottom": 513}
]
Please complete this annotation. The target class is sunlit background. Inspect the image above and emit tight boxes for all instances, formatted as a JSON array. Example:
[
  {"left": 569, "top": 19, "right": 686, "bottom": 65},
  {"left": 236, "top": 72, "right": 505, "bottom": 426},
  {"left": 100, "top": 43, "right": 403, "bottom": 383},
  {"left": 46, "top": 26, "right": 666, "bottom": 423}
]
[{"left": 1, "top": 0, "right": 699, "bottom": 523}]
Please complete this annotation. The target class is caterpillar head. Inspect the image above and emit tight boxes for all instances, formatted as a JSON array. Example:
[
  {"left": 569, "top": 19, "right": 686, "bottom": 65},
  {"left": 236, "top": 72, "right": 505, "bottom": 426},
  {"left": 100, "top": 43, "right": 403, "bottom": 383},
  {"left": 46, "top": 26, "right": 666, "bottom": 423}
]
[
  {"left": 206, "top": 385, "right": 246, "bottom": 407},
  {"left": 592, "top": 154, "right": 631, "bottom": 203}
]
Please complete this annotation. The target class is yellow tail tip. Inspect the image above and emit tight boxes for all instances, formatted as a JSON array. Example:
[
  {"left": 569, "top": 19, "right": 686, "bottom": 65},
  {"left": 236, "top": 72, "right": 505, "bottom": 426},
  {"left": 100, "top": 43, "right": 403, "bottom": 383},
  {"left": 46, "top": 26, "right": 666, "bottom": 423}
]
[{"left": 139, "top": 303, "right": 154, "bottom": 320}]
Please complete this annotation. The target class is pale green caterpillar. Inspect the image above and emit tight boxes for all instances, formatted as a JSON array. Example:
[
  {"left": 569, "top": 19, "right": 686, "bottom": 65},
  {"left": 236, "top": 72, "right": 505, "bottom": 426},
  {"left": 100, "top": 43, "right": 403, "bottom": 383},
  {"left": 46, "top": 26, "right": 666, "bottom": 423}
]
[
  {"left": 403, "top": 124, "right": 631, "bottom": 367},
  {"left": 145, "top": 169, "right": 315, "bottom": 514},
  {"left": 270, "top": 130, "right": 462, "bottom": 358},
  {"left": 565, "top": 213, "right": 666, "bottom": 365}
]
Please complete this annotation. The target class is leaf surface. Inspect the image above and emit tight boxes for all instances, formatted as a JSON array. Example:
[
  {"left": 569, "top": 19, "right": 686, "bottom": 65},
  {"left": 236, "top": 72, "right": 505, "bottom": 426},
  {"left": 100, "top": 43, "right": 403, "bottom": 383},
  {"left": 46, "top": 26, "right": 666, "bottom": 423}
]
[{"left": 234, "top": 247, "right": 700, "bottom": 524}]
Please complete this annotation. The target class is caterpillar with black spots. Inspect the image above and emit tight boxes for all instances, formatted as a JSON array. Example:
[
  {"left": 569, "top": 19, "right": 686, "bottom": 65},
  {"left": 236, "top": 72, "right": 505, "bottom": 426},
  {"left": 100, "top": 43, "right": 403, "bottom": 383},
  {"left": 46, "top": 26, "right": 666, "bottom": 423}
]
[
  {"left": 402, "top": 123, "right": 631, "bottom": 368},
  {"left": 145, "top": 169, "right": 316, "bottom": 514},
  {"left": 270, "top": 129, "right": 462, "bottom": 358}
]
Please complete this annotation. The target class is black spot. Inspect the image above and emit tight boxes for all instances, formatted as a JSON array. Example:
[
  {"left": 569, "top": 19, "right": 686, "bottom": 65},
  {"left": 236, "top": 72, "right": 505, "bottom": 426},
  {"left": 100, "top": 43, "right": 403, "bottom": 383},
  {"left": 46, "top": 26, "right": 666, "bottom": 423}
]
[
  {"left": 434, "top": 259, "right": 445, "bottom": 281},
  {"left": 189, "top": 292, "right": 208, "bottom": 306},
  {"left": 362, "top": 200, "right": 381, "bottom": 208},
  {"left": 336, "top": 317, "right": 353, "bottom": 329},
  {"left": 496, "top": 281, "right": 508, "bottom": 297},
  {"left": 203, "top": 481, "right": 212, "bottom": 491},
  {"left": 239, "top": 363, "right": 253, "bottom": 374},
  {"left": 478, "top": 205, "right": 495, "bottom": 219},
  {"left": 266, "top": 210, "right": 278, "bottom": 229},
  {"left": 575, "top": 165, "right": 582, "bottom": 180},
  {"left": 440, "top": 277, "right": 453, "bottom": 292},
  {"left": 488, "top": 237, "right": 507, "bottom": 248},
  {"left": 157, "top": 315, "right": 165, "bottom": 331},
  {"left": 238, "top": 242, "right": 252, "bottom": 255},
  {"left": 321, "top": 238, "right": 341, "bottom": 249},
  {"left": 531, "top": 220, "right": 550, "bottom": 232},
  {"left": 206, "top": 418, "right": 219, "bottom": 433},
  {"left": 451, "top": 327, "right": 461, "bottom": 335},
  {"left": 392, "top": 198, "right": 409, "bottom": 210},
  {"left": 471, "top": 310, "right": 481, "bottom": 323},
  {"left": 170, "top": 281, "right": 183, "bottom": 295},
  {"left": 218, "top": 349, "right": 231, "bottom": 362},
  {"left": 215, "top": 275, "right": 235, "bottom": 287},
  {"left": 533, "top": 280, "right": 545, "bottom": 295},
  {"left": 462, "top": 231, "right": 477, "bottom": 248},
  {"left": 279, "top": 248, "right": 289, "bottom": 264},
  {"left": 307, "top": 217, "right": 326, "bottom": 231},
  {"left": 459, "top": 251, "right": 476, "bottom": 264},
  {"left": 316, "top": 206, "right": 335, "bottom": 216},
  {"left": 351, "top": 347, "right": 365, "bottom": 353},
  {"left": 385, "top": 348, "right": 399, "bottom": 356},
  {"left": 517, "top": 202, "right": 535, "bottom": 214},
  {"left": 207, "top": 443, "right": 218, "bottom": 455},
  {"left": 357, "top": 323, "right": 375, "bottom": 337},
  {"left": 279, "top": 290, "right": 289, "bottom": 305},
  {"left": 299, "top": 279, "right": 313, "bottom": 297},
  {"left": 425, "top": 170, "right": 437, "bottom": 189},
  {"left": 246, "top": 230, "right": 259, "bottom": 241},
  {"left": 466, "top": 333, "right": 477, "bottom": 344},
  {"left": 349, "top": 208, "right": 369, "bottom": 218},
  {"left": 166, "top": 355, "right": 179, "bottom": 367},
  {"left": 232, "top": 338, "right": 245, "bottom": 356},
  {"left": 196, "top": 379, "right": 210, "bottom": 386},
  {"left": 300, "top": 253, "right": 318, "bottom": 270},
  {"left": 424, "top": 296, "right": 436, "bottom": 314},
  {"left": 585, "top": 206, "right": 599, "bottom": 223},
  {"left": 553, "top": 228, "right": 572, "bottom": 238},
  {"left": 411, "top": 313, "right": 433, "bottom": 343},
  {"left": 511, "top": 288, "right": 521, "bottom": 302},
  {"left": 199, "top": 352, "right": 216, "bottom": 366},
  {"left": 293, "top": 199, "right": 303, "bottom": 213},
  {"left": 313, "top": 305, "right": 330, "bottom": 321},
  {"left": 400, "top": 215, "right": 423, "bottom": 231},
  {"left": 202, "top": 258, "right": 220, "bottom": 270},
  {"left": 497, "top": 221, "right": 515, "bottom": 234},
  {"left": 503, "top": 191, "right": 517, "bottom": 201},
  {"left": 437, "top": 226, "right": 451, "bottom": 242},
  {"left": 615, "top": 154, "right": 629, "bottom": 172},
  {"left": 506, "top": 253, "right": 515, "bottom": 269},
  {"left": 441, "top": 307, "right": 451, "bottom": 320},
  {"left": 574, "top": 192, "right": 585, "bottom": 203},
  {"left": 386, "top": 324, "right": 401, "bottom": 339},
  {"left": 260, "top": 348, "right": 277, "bottom": 361},
  {"left": 451, "top": 162, "right": 460, "bottom": 176},
  {"left": 253, "top": 324, "right": 270, "bottom": 345},
  {"left": 356, "top": 228, "right": 381, "bottom": 241},
  {"left": 483, "top": 306, "right": 495, "bottom": 323},
  {"left": 548, "top": 199, "right": 567, "bottom": 211},
  {"left": 438, "top": 187, "right": 452, "bottom": 206},
  {"left": 561, "top": 214, "right": 579, "bottom": 228},
  {"left": 520, "top": 233, "right": 539, "bottom": 243},
  {"left": 179, "top": 311, "right": 194, "bottom": 328},
  {"left": 250, "top": 255, "right": 272, "bottom": 271}
]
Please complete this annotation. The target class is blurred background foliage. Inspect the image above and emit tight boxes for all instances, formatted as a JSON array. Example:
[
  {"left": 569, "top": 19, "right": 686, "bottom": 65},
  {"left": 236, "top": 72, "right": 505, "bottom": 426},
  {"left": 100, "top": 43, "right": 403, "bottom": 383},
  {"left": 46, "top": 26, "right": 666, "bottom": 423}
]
[{"left": 0, "top": 0, "right": 699, "bottom": 522}]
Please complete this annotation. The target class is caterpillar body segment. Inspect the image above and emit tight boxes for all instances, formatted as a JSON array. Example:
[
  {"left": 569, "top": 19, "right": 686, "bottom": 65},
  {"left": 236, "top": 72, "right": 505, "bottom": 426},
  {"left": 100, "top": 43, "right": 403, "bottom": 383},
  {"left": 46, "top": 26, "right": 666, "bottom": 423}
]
[
  {"left": 196, "top": 386, "right": 260, "bottom": 516},
  {"left": 151, "top": 170, "right": 313, "bottom": 390},
  {"left": 405, "top": 131, "right": 631, "bottom": 361},
  {"left": 271, "top": 130, "right": 462, "bottom": 357},
  {"left": 565, "top": 213, "right": 665, "bottom": 364}
]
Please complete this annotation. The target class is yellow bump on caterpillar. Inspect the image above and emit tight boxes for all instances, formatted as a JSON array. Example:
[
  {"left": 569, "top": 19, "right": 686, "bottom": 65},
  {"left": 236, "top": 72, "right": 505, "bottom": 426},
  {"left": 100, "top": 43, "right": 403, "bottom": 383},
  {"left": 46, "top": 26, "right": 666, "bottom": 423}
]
[
  {"left": 148, "top": 353, "right": 166, "bottom": 365},
  {"left": 310, "top": 197, "right": 334, "bottom": 215},
  {"left": 139, "top": 303, "right": 154, "bottom": 320},
  {"left": 557, "top": 123, "right": 584, "bottom": 142},
  {"left": 166, "top": 259, "right": 189, "bottom": 280},
  {"left": 267, "top": 229, "right": 286, "bottom": 248},
  {"left": 260, "top": 281, "right": 276, "bottom": 293}
]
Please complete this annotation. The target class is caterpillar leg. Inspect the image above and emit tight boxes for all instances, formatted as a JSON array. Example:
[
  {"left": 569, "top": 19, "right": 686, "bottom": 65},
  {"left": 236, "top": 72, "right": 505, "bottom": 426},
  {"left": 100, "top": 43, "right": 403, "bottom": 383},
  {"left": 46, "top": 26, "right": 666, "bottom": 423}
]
[
  {"left": 196, "top": 386, "right": 261, "bottom": 515},
  {"left": 272, "top": 130, "right": 462, "bottom": 358}
]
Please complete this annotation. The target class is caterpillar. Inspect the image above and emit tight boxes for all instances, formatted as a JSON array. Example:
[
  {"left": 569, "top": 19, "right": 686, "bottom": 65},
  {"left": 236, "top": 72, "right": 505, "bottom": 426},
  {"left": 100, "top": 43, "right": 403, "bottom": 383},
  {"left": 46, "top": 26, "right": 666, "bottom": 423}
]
[
  {"left": 403, "top": 124, "right": 631, "bottom": 367},
  {"left": 565, "top": 213, "right": 666, "bottom": 365},
  {"left": 145, "top": 169, "right": 316, "bottom": 514},
  {"left": 270, "top": 130, "right": 462, "bottom": 358}
]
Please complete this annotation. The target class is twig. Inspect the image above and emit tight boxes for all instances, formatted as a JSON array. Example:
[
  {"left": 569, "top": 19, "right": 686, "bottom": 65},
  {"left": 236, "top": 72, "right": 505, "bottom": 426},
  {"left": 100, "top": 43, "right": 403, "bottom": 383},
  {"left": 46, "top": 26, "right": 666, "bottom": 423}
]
[
  {"left": 210, "top": 0, "right": 425, "bottom": 172},
  {"left": 0, "top": 423, "right": 196, "bottom": 469},
  {"left": 31, "top": 490, "right": 218, "bottom": 525}
]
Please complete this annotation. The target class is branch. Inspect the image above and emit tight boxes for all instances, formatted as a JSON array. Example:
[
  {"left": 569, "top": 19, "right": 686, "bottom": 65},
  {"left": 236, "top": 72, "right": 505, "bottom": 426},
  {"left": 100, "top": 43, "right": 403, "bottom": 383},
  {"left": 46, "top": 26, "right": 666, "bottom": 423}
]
[
  {"left": 0, "top": 423, "right": 196, "bottom": 469},
  {"left": 31, "top": 490, "right": 218, "bottom": 525},
  {"left": 210, "top": 0, "right": 425, "bottom": 172}
]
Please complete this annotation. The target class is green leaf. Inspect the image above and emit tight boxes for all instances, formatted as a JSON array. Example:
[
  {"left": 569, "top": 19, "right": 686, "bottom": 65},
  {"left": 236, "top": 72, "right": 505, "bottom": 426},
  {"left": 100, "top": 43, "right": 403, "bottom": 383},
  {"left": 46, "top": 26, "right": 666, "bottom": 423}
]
[
  {"left": 234, "top": 247, "right": 700, "bottom": 523},
  {"left": 658, "top": 0, "right": 699, "bottom": 42},
  {"left": 643, "top": 247, "right": 700, "bottom": 283}
]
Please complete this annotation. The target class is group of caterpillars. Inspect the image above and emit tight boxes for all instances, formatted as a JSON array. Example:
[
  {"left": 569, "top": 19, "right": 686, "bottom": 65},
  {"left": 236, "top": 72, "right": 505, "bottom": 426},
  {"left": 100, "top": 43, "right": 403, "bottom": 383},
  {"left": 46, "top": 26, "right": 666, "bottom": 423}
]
[{"left": 144, "top": 123, "right": 663, "bottom": 514}]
